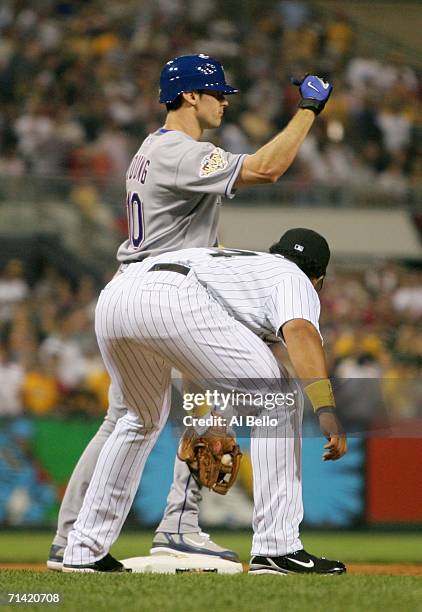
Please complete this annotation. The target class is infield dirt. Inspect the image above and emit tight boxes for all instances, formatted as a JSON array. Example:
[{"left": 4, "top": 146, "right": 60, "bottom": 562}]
[{"left": 1, "top": 563, "right": 421, "bottom": 576}]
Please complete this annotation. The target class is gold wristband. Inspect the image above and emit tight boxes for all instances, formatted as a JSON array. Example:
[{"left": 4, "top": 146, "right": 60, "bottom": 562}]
[{"left": 304, "top": 379, "right": 336, "bottom": 413}]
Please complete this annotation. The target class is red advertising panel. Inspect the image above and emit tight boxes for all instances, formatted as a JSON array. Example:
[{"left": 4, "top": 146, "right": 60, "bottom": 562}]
[{"left": 367, "top": 434, "right": 422, "bottom": 523}]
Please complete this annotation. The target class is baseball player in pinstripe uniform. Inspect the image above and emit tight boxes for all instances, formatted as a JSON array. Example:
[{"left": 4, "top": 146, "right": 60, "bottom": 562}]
[
  {"left": 48, "top": 54, "right": 334, "bottom": 570},
  {"left": 63, "top": 229, "right": 347, "bottom": 574}
]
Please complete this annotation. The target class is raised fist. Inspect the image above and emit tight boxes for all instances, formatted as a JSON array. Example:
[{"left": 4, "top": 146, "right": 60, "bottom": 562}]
[{"left": 292, "top": 74, "right": 333, "bottom": 115}]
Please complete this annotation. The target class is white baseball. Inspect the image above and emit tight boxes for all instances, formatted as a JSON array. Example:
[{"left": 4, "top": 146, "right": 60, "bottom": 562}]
[{"left": 221, "top": 454, "right": 232, "bottom": 466}]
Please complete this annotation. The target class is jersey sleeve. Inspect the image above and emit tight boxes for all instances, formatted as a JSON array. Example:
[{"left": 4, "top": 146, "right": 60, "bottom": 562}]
[
  {"left": 174, "top": 141, "right": 246, "bottom": 199},
  {"left": 267, "top": 273, "right": 322, "bottom": 340}
]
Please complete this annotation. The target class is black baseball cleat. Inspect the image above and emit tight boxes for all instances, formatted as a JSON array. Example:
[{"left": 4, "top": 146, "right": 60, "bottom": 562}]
[
  {"left": 249, "top": 549, "right": 346, "bottom": 575},
  {"left": 63, "top": 553, "right": 131, "bottom": 573}
]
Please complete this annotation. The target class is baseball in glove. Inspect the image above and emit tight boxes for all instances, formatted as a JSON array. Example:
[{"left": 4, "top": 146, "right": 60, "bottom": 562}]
[{"left": 177, "top": 428, "right": 242, "bottom": 495}]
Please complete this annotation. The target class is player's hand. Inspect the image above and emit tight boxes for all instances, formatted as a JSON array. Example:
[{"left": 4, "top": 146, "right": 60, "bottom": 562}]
[
  {"left": 291, "top": 74, "right": 333, "bottom": 115},
  {"left": 317, "top": 409, "right": 347, "bottom": 461}
]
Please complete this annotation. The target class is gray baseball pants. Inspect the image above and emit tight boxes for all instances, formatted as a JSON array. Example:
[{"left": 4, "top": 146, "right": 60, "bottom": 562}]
[{"left": 53, "top": 384, "right": 200, "bottom": 548}]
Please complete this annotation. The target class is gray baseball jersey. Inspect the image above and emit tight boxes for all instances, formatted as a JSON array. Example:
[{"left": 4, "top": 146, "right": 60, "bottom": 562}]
[
  {"left": 53, "top": 131, "right": 245, "bottom": 553},
  {"left": 117, "top": 129, "right": 246, "bottom": 262}
]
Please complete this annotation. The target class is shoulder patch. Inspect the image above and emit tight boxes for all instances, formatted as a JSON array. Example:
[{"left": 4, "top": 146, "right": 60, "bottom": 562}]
[{"left": 199, "top": 147, "right": 228, "bottom": 177}]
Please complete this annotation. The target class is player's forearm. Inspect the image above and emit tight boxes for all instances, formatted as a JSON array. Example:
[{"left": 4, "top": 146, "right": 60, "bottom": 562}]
[
  {"left": 284, "top": 321, "right": 338, "bottom": 419},
  {"left": 236, "top": 109, "right": 315, "bottom": 186},
  {"left": 282, "top": 319, "right": 328, "bottom": 380}
]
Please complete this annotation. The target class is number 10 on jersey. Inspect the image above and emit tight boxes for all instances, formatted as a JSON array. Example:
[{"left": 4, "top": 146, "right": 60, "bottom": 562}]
[{"left": 127, "top": 191, "right": 145, "bottom": 248}]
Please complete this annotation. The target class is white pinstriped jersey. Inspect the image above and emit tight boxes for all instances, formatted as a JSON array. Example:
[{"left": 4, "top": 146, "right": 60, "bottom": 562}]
[
  {"left": 68, "top": 249, "right": 308, "bottom": 565},
  {"left": 120, "top": 247, "right": 321, "bottom": 342},
  {"left": 117, "top": 129, "right": 246, "bottom": 263}
]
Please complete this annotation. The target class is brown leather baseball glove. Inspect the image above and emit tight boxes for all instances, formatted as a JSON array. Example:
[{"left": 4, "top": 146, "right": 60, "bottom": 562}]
[{"left": 177, "top": 428, "right": 242, "bottom": 495}]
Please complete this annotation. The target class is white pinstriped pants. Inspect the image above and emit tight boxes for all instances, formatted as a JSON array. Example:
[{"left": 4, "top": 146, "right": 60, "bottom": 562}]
[{"left": 64, "top": 268, "right": 303, "bottom": 564}]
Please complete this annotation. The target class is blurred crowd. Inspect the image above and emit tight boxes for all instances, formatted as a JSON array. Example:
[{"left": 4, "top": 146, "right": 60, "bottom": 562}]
[
  {"left": 0, "top": 259, "right": 107, "bottom": 418},
  {"left": 0, "top": 257, "right": 420, "bottom": 419},
  {"left": 0, "top": 1, "right": 420, "bottom": 420},
  {"left": 0, "top": 0, "right": 421, "bottom": 205}
]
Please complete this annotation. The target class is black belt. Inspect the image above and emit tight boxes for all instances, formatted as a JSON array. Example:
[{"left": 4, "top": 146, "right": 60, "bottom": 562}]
[{"left": 147, "top": 263, "right": 190, "bottom": 276}]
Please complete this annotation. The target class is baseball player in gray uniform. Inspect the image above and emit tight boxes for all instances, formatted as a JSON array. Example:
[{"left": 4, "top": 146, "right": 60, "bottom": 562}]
[
  {"left": 63, "top": 228, "right": 347, "bottom": 573},
  {"left": 48, "top": 54, "right": 334, "bottom": 569}
]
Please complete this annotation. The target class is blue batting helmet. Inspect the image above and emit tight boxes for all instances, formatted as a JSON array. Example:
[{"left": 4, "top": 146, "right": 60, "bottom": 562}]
[{"left": 159, "top": 54, "right": 238, "bottom": 104}]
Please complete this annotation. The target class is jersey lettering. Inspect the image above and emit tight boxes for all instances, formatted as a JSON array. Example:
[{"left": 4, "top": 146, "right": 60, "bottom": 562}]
[
  {"left": 127, "top": 191, "right": 145, "bottom": 248},
  {"left": 210, "top": 248, "right": 259, "bottom": 258},
  {"left": 126, "top": 154, "right": 151, "bottom": 183}
]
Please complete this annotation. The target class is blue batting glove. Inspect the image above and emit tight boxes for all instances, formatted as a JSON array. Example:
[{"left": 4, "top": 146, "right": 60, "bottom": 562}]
[{"left": 291, "top": 74, "right": 333, "bottom": 115}]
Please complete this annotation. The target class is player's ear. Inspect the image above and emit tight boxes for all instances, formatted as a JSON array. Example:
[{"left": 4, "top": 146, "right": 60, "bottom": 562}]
[
  {"left": 313, "top": 275, "right": 325, "bottom": 293},
  {"left": 182, "top": 91, "right": 199, "bottom": 107}
]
